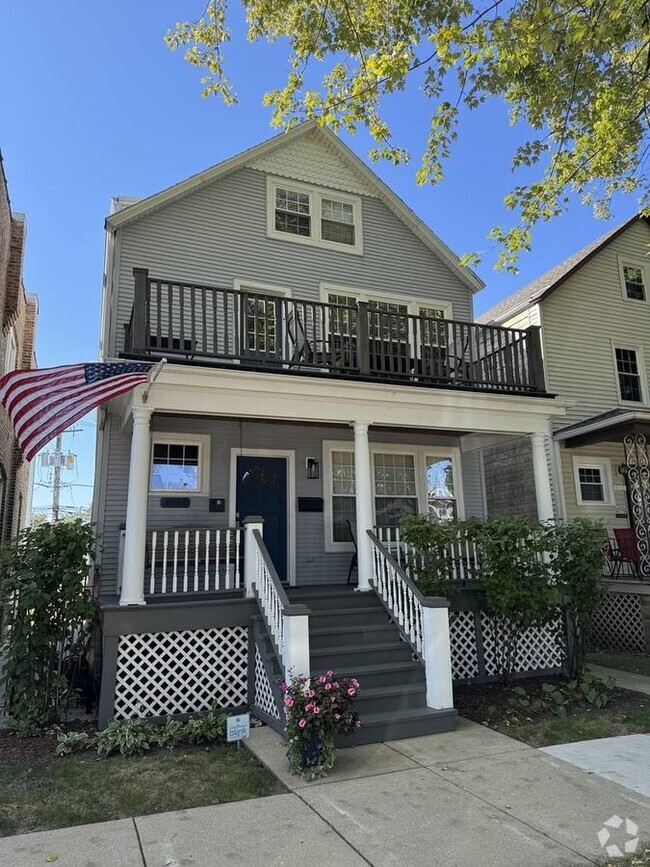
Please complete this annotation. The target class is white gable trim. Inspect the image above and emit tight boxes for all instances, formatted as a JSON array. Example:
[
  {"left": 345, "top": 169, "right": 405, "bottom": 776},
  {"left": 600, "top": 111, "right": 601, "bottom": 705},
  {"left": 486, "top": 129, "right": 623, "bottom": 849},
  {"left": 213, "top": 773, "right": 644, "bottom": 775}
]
[{"left": 105, "top": 123, "right": 483, "bottom": 294}]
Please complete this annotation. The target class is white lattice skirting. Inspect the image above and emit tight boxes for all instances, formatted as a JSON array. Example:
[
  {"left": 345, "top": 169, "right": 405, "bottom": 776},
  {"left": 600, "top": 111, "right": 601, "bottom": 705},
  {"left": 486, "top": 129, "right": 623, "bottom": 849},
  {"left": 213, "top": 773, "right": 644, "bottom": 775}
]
[
  {"left": 253, "top": 645, "right": 281, "bottom": 720},
  {"left": 591, "top": 593, "right": 646, "bottom": 654},
  {"left": 450, "top": 610, "right": 563, "bottom": 682},
  {"left": 113, "top": 627, "right": 248, "bottom": 719}
]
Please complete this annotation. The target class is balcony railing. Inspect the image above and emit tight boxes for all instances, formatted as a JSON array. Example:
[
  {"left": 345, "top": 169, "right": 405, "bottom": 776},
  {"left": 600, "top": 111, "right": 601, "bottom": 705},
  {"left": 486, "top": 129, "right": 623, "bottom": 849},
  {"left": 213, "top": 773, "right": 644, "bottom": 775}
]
[{"left": 123, "top": 269, "right": 547, "bottom": 395}]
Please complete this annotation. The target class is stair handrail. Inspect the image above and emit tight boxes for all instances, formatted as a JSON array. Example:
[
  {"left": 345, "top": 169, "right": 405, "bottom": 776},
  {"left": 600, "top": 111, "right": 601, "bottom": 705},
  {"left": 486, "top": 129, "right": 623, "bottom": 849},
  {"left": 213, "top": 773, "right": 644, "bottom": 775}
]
[
  {"left": 367, "top": 530, "right": 453, "bottom": 710},
  {"left": 243, "top": 518, "right": 310, "bottom": 683}
]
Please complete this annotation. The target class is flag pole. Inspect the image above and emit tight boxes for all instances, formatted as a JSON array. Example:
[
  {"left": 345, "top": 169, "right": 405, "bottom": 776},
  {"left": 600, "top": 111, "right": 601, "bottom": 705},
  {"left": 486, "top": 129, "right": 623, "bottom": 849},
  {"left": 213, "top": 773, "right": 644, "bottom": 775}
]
[{"left": 142, "top": 358, "right": 167, "bottom": 404}]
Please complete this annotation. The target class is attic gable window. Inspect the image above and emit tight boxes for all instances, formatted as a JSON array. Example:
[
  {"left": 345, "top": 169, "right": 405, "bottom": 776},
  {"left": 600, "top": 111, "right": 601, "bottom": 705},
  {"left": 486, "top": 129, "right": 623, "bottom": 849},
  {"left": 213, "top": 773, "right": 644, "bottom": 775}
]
[
  {"left": 321, "top": 198, "right": 355, "bottom": 245},
  {"left": 622, "top": 263, "right": 646, "bottom": 301},
  {"left": 268, "top": 177, "right": 363, "bottom": 254},
  {"left": 275, "top": 188, "right": 311, "bottom": 238}
]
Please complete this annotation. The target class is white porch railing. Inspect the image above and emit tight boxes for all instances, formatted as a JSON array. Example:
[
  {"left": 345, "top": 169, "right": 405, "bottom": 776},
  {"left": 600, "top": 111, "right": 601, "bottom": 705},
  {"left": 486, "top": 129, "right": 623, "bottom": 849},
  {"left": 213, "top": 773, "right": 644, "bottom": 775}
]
[
  {"left": 243, "top": 518, "right": 310, "bottom": 684},
  {"left": 376, "top": 525, "right": 482, "bottom": 584},
  {"left": 368, "top": 530, "right": 453, "bottom": 710},
  {"left": 147, "top": 527, "right": 242, "bottom": 594}
]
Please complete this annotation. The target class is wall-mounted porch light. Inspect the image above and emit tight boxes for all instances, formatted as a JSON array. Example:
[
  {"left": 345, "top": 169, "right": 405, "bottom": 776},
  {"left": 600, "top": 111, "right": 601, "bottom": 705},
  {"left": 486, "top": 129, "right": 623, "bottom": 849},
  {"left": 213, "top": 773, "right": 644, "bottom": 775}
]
[{"left": 306, "top": 457, "right": 320, "bottom": 479}]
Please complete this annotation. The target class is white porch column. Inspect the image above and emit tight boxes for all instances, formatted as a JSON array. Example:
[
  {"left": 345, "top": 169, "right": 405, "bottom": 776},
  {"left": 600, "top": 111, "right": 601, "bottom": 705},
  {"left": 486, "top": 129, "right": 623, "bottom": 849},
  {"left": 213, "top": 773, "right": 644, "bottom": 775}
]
[
  {"left": 282, "top": 606, "right": 311, "bottom": 682},
  {"left": 119, "top": 406, "right": 152, "bottom": 606},
  {"left": 530, "top": 431, "right": 554, "bottom": 523},
  {"left": 352, "top": 421, "right": 373, "bottom": 591}
]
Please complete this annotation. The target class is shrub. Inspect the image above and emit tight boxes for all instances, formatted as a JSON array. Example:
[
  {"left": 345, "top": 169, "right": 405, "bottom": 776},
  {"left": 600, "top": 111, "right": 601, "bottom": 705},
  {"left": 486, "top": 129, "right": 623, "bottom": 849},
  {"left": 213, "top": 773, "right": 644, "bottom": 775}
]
[
  {"left": 96, "top": 719, "right": 157, "bottom": 758},
  {"left": 398, "top": 516, "right": 456, "bottom": 597},
  {"left": 0, "top": 521, "right": 98, "bottom": 736},
  {"left": 550, "top": 518, "right": 609, "bottom": 677},
  {"left": 183, "top": 710, "right": 227, "bottom": 743}
]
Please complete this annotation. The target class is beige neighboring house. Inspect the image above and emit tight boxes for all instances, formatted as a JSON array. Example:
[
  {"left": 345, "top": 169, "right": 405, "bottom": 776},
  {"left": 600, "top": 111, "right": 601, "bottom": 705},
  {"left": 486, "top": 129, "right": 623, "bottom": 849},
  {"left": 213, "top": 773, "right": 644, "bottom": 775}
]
[
  {"left": 0, "top": 152, "right": 38, "bottom": 543},
  {"left": 478, "top": 214, "right": 650, "bottom": 579}
]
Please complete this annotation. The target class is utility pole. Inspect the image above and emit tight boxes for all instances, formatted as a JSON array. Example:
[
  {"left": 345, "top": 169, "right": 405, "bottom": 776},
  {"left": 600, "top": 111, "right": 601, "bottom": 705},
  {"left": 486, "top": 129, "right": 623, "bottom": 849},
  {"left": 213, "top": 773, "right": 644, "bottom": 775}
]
[{"left": 51, "top": 433, "right": 63, "bottom": 523}]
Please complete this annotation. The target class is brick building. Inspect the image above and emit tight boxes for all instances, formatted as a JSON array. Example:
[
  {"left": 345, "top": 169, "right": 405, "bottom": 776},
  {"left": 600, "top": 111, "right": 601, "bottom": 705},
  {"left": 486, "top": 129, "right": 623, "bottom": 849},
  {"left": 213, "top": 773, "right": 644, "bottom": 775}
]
[{"left": 0, "top": 152, "right": 38, "bottom": 542}]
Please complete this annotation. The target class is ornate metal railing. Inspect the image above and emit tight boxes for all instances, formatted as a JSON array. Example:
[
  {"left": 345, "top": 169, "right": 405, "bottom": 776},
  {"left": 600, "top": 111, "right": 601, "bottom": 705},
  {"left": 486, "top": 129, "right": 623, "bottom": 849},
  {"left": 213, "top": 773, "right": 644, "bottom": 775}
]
[{"left": 123, "top": 269, "right": 547, "bottom": 395}]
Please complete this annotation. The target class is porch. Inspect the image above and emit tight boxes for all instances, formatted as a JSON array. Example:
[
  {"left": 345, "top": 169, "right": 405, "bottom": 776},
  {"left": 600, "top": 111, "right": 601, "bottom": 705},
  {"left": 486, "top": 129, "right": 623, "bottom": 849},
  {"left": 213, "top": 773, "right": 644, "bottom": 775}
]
[
  {"left": 121, "top": 270, "right": 548, "bottom": 397},
  {"left": 555, "top": 409, "right": 650, "bottom": 580}
]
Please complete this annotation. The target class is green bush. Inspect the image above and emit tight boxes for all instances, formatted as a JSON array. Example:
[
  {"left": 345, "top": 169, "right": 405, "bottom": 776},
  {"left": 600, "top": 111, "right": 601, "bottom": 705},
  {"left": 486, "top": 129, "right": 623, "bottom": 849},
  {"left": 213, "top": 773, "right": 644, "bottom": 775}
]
[
  {"left": 398, "top": 516, "right": 456, "bottom": 597},
  {"left": 55, "top": 729, "right": 97, "bottom": 756},
  {"left": 183, "top": 710, "right": 227, "bottom": 743},
  {"left": 0, "top": 521, "right": 98, "bottom": 736},
  {"left": 96, "top": 719, "right": 158, "bottom": 758},
  {"left": 93, "top": 711, "right": 228, "bottom": 758}
]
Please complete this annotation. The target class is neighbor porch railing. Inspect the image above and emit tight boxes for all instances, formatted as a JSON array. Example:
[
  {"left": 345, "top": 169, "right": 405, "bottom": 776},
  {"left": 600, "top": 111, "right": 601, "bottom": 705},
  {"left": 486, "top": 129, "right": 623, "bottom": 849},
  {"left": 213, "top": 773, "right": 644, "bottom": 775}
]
[
  {"left": 123, "top": 269, "right": 547, "bottom": 395},
  {"left": 146, "top": 526, "right": 242, "bottom": 594},
  {"left": 368, "top": 530, "right": 453, "bottom": 710},
  {"left": 376, "top": 525, "right": 483, "bottom": 585},
  {"left": 243, "top": 518, "right": 310, "bottom": 683}
]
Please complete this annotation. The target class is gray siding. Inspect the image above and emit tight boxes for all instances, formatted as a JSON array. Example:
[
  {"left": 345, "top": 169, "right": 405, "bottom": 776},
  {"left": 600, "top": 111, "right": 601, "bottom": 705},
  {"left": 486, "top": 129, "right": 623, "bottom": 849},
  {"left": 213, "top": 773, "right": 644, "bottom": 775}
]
[
  {"left": 110, "top": 166, "right": 473, "bottom": 357},
  {"left": 539, "top": 220, "right": 650, "bottom": 430},
  {"left": 98, "top": 416, "right": 481, "bottom": 594}
]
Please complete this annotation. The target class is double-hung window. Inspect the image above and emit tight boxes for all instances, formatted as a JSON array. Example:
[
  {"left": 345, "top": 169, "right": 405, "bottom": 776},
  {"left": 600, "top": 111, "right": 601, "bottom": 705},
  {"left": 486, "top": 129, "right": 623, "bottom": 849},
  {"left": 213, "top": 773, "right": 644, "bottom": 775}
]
[
  {"left": 619, "top": 259, "right": 647, "bottom": 302},
  {"left": 268, "top": 179, "right": 362, "bottom": 253},
  {"left": 330, "top": 449, "right": 357, "bottom": 542},
  {"left": 572, "top": 458, "right": 613, "bottom": 506},
  {"left": 426, "top": 454, "right": 457, "bottom": 522},
  {"left": 614, "top": 346, "right": 645, "bottom": 403},
  {"left": 373, "top": 452, "right": 418, "bottom": 527},
  {"left": 150, "top": 435, "right": 210, "bottom": 494}
]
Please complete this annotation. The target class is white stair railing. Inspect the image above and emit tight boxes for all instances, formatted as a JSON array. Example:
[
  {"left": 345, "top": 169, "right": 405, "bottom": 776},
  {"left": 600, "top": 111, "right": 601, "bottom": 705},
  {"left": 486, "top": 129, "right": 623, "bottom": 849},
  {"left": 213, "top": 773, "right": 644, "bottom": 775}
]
[
  {"left": 243, "top": 517, "right": 310, "bottom": 684},
  {"left": 368, "top": 530, "right": 453, "bottom": 711},
  {"left": 147, "top": 527, "right": 242, "bottom": 594}
]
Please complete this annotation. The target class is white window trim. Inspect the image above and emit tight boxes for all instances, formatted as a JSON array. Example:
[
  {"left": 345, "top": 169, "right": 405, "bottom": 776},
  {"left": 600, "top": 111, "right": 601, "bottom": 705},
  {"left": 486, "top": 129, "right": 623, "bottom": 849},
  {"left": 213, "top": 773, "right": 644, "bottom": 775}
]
[
  {"left": 572, "top": 457, "right": 614, "bottom": 507},
  {"left": 618, "top": 255, "right": 648, "bottom": 303},
  {"left": 149, "top": 433, "right": 211, "bottom": 496},
  {"left": 266, "top": 176, "right": 363, "bottom": 255},
  {"left": 319, "top": 283, "right": 453, "bottom": 319},
  {"left": 322, "top": 440, "right": 464, "bottom": 552},
  {"left": 228, "top": 447, "right": 296, "bottom": 586},
  {"left": 4, "top": 327, "right": 17, "bottom": 375},
  {"left": 233, "top": 279, "right": 292, "bottom": 298},
  {"left": 611, "top": 341, "right": 648, "bottom": 407}
]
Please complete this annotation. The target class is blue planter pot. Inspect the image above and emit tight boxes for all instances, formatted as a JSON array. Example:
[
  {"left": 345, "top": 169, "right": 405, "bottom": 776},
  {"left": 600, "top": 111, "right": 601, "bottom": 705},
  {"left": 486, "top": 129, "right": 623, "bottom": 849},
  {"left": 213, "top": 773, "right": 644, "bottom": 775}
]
[{"left": 302, "top": 733, "right": 321, "bottom": 768}]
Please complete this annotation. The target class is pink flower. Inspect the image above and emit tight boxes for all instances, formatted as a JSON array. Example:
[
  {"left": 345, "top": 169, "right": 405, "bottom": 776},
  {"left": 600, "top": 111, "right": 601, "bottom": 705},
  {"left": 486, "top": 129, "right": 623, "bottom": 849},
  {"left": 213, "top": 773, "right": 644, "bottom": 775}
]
[
  {"left": 298, "top": 719, "right": 307, "bottom": 728},
  {"left": 333, "top": 682, "right": 339, "bottom": 688},
  {"left": 326, "top": 670, "right": 334, "bottom": 677},
  {"left": 318, "top": 675, "right": 326, "bottom": 683},
  {"left": 325, "top": 683, "right": 332, "bottom": 691},
  {"left": 347, "top": 687, "right": 356, "bottom": 697},
  {"left": 307, "top": 689, "right": 315, "bottom": 698},
  {"left": 334, "top": 713, "right": 340, "bottom": 720},
  {"left": 313, "top": 705, "right": 321, "bottom": 714},
  {"left": 280, "top": 683, "right": 287, "bottom": 692},
  {"left": 356, "top": 721, "right": 362, "bottom": 728},
  {"left": 351, "top": 679, "right": 359, "bottom": 688},
  {"left": 305, "top": 702, "right": 314, "bottom": 712},
  {"left": 283, "top": 696, "right": 295, "bottom": 708}
]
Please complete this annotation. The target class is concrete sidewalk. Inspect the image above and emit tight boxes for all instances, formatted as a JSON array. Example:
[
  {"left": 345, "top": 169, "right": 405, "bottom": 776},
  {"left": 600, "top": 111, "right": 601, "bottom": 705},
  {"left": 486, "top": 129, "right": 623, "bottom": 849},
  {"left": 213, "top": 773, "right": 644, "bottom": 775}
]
[
  {"left": 588, "top": 662, "right": 650, "bottom": 696},
  {"left": 1, "top": 719, "right": 649, "bottom": 866}
]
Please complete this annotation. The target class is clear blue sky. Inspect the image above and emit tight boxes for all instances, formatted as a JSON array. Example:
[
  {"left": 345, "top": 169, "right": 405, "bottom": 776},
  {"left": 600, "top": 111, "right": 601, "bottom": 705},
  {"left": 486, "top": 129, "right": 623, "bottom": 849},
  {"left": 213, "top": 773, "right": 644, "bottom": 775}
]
[{"left": 2, "top": 1, "right": 639, "bottom": 516}]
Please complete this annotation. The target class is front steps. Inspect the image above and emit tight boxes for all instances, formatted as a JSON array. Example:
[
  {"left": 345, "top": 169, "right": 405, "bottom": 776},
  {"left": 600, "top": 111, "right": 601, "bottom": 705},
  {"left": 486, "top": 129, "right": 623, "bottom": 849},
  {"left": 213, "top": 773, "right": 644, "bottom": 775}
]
[{"left": 281, "top": 585, "right": 456, "bottom": 745}]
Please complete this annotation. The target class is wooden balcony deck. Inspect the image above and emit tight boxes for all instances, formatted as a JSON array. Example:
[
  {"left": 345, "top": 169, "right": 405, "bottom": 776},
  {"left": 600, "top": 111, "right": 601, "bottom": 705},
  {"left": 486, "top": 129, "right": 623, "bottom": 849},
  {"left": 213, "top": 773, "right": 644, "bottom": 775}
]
[{"left": 122, "top": 269, "right": 548, "bottom": 396}]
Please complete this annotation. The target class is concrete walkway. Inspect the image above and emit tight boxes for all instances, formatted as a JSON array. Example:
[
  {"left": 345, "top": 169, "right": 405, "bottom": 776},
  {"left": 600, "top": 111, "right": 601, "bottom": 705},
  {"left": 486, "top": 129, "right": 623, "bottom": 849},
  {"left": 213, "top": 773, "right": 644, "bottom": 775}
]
[
  {"left": 543, "top": 734, "right": 650, "bottom": 797},
  {"left": 588, "top": 662, "right": 650, "bottom": 696},
  {"left": 2, "top": 718, "right": 649, "bottom": 866}
]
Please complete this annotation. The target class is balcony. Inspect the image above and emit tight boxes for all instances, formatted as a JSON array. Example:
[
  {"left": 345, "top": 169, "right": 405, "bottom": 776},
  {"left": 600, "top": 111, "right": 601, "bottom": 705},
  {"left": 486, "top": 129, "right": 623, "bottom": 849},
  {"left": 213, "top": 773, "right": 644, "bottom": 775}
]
[{"left": 122, "top": 269, "right": 548, "bottom": 396}]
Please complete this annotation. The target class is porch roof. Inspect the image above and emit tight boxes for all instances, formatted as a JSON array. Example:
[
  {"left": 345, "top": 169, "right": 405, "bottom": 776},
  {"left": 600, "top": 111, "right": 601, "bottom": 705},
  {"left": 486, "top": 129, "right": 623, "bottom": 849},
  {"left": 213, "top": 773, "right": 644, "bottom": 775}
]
[{"left": 555, "top": 408, "right": 650, "bottom": 447}]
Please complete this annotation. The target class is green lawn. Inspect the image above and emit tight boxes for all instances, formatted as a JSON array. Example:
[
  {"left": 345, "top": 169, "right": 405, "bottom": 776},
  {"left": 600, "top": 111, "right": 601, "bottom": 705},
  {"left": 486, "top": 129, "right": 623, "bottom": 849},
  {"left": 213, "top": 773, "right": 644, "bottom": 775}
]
[
  {"left": 496, "top": 702, "right": 650, "bottom": 748},
  {"left": 0, "top": 744, "right": 280, "bottom": 837}
]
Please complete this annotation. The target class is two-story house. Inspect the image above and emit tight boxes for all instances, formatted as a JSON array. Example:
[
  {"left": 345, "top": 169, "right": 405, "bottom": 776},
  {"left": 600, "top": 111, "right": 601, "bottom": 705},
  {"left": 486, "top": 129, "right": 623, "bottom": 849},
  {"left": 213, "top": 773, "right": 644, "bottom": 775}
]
[
  {"left": 478, "top": 214, "right": 650, "bottom": 657},
  {"left": 93, "top": 123, "right": 564, "bottom": 740},
  {"left": 0, "top": 152, "right": 38, "bottom": 544}
]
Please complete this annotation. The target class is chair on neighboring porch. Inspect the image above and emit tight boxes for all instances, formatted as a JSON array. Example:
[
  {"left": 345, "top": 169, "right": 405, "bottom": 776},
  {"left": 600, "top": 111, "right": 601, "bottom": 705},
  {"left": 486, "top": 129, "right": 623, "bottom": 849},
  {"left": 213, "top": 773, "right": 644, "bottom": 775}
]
[
  {"left": 611, "top": 528, "right": 640, "bottom": 577},
  {"left": 286, "top": 306, "right": 343, "bottom": 368},
  {"left": 346, "top": 519, "right": 358, "bottom": 586}
]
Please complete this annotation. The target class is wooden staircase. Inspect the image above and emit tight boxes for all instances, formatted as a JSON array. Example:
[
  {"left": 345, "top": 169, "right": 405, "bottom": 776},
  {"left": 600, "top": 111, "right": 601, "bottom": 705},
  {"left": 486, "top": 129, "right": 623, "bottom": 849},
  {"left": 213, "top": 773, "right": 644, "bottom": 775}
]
[{"left": 256, "top": 584, "right": 456, "bottom": 745}]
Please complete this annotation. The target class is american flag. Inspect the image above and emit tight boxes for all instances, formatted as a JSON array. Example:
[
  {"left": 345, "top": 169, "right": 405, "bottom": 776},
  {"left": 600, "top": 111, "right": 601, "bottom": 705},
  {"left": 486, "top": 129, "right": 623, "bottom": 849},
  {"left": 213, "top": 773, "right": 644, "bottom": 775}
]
[{"left": 0, "top": 361, "right": 154, "bottom": 461}]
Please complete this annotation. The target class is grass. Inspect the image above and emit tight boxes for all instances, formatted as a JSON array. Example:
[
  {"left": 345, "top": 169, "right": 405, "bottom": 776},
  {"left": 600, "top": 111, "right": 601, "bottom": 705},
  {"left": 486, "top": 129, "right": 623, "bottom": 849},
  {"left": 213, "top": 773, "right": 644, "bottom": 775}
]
[
  {"left": 588, "top": 652, "right": 650, "bottom": 678},
  {"left": 496, "top": 702, "right": 650, "bottom": 748},
  {"left": 0, "top": 743, "right": 280, "bottom": 838}
]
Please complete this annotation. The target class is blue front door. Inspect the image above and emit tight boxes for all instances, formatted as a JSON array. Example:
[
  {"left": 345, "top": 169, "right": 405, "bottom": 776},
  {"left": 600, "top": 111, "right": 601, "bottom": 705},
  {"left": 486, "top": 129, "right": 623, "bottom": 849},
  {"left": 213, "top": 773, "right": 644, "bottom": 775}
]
[{"left": 236, "top": 455, "right": 288, "bottom": 581}]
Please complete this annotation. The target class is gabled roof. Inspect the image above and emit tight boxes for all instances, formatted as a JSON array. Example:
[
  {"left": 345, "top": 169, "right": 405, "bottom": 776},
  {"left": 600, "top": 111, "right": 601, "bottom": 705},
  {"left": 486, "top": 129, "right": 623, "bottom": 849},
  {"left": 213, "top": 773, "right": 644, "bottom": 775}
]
[
  {"left": 477, "top": 214, "right": 649, "bottom": 324},
  {"left": 105, "top": 121, "right": 483, "bottom": 293}
]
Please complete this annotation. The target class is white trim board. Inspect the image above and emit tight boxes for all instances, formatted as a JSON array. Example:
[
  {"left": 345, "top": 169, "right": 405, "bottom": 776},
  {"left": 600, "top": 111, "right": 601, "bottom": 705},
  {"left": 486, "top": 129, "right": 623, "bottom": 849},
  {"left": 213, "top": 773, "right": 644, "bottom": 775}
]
[{"left": 228, "top": 447, "right": 297, "bottom": 586}]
